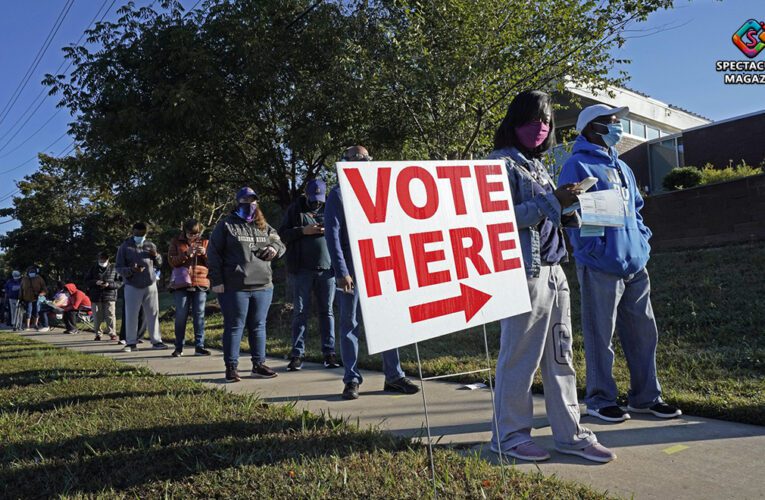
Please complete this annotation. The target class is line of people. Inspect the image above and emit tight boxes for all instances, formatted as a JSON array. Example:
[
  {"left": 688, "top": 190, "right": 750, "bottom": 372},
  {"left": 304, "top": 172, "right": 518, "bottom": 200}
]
[{"left": 2, "top": 92, "right": 682, "bottom": 466}]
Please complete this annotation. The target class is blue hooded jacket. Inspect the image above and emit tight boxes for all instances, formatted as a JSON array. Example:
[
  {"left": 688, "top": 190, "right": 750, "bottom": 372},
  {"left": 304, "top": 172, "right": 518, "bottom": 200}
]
[{"left": 558, "top": 135, "right": 652, "bottom": 277}]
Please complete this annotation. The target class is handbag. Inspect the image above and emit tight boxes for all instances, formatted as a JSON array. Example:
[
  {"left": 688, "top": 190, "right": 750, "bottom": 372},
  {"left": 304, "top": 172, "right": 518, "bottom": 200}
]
[{"left": 171, "top": 266, "right": 193, "bottom": 288}]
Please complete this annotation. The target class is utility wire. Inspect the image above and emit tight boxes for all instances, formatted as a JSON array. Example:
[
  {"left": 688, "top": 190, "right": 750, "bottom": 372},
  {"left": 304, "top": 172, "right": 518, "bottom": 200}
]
[
  {"left": 0, "top": 0, "right": 76, "bottom": 126},
  {"left": 0, "top": 0, "right": 116, "bottom": 153},
  {"left": 0, "top": 131, "right": 70, "bottom": 176}
]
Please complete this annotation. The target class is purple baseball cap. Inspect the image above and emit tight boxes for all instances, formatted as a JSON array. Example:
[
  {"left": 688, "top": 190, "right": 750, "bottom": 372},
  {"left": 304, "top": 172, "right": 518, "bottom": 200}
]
[
  {"left": 306, "top": 179, "right": 326, "bottom": 202},
  {"left": 236, "top": 187, "right": 258, "bottom": 202}
]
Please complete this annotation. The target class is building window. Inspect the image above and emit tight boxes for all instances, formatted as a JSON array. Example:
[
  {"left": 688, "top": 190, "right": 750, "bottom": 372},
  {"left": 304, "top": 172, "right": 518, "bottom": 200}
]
[
  {"left": 632, "top": 122, "right": 646, "bottom": 138},
  {"left": 646, "top": 126, "right": 660, "bottom": 140}
]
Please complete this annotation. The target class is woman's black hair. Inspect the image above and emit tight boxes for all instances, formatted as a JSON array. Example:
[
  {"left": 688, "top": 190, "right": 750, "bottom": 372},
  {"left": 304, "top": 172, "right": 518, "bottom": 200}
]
[{"left": 493, "top": 90, "right": 556, "bottom": 157}]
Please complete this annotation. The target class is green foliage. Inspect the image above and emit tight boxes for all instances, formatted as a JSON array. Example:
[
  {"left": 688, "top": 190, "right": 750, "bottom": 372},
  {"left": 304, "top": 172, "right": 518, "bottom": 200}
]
[
  {"left": 699, "top": 161, "right": 763, "bottom": 185},
  {"left": 662, "top": 166, "right": 702, "bottom": 191},
  {"left": 43, "top": 0, "right": 674, "bottom": 223},
  {"left": 0, "top": 333, "right": 612, "bottom": 499},
  {"left": 0, "top": 154, "right": 128, "bottom": 281}
]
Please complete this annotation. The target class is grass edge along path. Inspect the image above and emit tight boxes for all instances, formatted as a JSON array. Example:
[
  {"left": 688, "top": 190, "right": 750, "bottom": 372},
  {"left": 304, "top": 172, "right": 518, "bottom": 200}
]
[{"left": 0, "top": 332, "right": 614, "bottom": 499}]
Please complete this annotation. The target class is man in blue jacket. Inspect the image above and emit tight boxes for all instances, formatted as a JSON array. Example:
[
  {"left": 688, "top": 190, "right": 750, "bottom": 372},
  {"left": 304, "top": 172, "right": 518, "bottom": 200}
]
[
  {"left": 325, "top": 145, "right": 419, "bottom": 400},
  {"left": 559, "top": 105, "right": 681, "bottom": 423}
]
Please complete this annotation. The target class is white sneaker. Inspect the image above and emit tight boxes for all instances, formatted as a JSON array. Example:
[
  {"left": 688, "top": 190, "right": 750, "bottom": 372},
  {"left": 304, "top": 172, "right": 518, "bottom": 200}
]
[
  {"left": 118, "top": 340, "right": 127, "bottom": 345},
  {"left": 122, "top": 345, "right": 136, "bottom": 352},
  {"left": 38, "top": 327, "right": 50, "bottom": 332}
]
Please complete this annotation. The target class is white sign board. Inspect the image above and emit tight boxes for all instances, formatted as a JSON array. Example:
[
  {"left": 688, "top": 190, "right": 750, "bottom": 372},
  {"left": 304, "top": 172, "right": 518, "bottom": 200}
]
[{"left": 337, "top": 160, "right": 531, "bottom": 354}]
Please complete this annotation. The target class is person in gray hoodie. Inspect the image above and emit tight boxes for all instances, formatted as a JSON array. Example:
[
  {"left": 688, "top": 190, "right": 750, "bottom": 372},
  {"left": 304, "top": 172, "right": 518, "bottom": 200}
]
[
  {"left": 115, "top": 222, "right": 168, "bottom": 351},
  {"left": 208, "top": 187, "right": 286, "bottom": 383}
]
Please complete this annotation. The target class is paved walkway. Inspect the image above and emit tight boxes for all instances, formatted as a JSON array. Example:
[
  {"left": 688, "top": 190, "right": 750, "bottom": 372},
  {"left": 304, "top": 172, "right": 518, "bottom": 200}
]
[{"left": 19, "top": 329, "right": 765, "bottom": 500}]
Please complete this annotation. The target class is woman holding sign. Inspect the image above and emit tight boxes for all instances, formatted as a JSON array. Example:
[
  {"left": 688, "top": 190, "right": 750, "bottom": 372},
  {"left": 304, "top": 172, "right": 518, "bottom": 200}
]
[{"left": 488, "top": 91, "right": 615, "bottom": 463}]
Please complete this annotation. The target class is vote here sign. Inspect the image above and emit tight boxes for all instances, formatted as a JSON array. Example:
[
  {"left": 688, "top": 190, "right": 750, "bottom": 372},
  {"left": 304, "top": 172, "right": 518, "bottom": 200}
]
[{"left": 337, "top": 160, "right": 531, "bottom": 354}]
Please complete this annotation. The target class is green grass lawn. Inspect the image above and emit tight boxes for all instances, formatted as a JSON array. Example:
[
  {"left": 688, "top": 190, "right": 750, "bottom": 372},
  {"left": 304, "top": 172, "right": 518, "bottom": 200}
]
[
  {"left": 159, "top": 243, "right": 765, "bottom": 426},
  {"left": 0, "top": 333, "right": 611, "bottom": 499}
]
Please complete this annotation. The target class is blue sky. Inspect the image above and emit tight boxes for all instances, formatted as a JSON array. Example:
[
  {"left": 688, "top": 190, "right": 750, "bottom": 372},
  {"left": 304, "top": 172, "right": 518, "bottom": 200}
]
[{"left": 1, "top": 0, "right": 764, "bottom": 236}]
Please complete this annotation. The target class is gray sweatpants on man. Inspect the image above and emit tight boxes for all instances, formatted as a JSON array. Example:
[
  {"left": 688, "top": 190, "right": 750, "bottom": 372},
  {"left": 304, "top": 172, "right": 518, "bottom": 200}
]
[
  {"left": 577, "top": 265, "right": 662, "bottom": 410},
  {"left": 123, "top": 283, "right": 161, "bottom": 346},
  {"left": 491, "top": 265, "right": 596, "bottom": 453}
]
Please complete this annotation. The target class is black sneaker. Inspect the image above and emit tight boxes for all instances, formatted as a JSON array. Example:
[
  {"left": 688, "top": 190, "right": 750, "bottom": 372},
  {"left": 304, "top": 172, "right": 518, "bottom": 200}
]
[
  {"left": 323, "top": 353, "right": 341, "bottom": 368},
  {"left": 383, "top": 377, "right": 420, "bottom": 395},
  {"left": 152, "top": 342, "right": 169, "bottom": 350},
  {"left": 94, "top": 334, "right": 102, "bottom": 341},
  {"left": 122, "top": 344, "right": 137, "bottom": 353},
  {"left": 252, "top": 363, "right": 277, "bottom": 379},
  {"left": 195, "top": 347, "right": 211, "bottom": 356},
  {"left": 628, "top": 402, "right": 682, "bottom": 419},
  {"left": 342, "top": 382, "right": 360, "bottom": 400},
  {"left": 587, "top": 405, "right": 631, "bottom": 423},
  {"left": 171, "top": 349, "right": 183, "bottom": 357},
  {"left": 225, "top": 365, "right": 241, "bottom": 383},
  {"left": 287, "top": 357, "right": 303, "bottom": 371}
]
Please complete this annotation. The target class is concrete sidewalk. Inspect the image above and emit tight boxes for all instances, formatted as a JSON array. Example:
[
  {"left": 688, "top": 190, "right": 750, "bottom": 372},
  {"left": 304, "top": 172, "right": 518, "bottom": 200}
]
[{"left": 18, "top": 328, "right": 765, "bottom": 500}]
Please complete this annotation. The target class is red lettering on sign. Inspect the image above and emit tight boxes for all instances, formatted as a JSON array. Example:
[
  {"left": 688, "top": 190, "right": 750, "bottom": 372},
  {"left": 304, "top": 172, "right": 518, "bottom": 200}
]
[
  {"left": 436, "top": 166, "right": 471, "bottom": 215},
  {"left": 449, "top": 227, "right": 491, "bottom": 280},
  {"left": 475, "top": 164, "right": 510, "bottom": 213},
  {"left": 396, "top": 166, "right": 439, "bottom": 220},
  {"left": 358, "top": 236, "right": 410, "bottom": 297},
  {"left": 487, "top": 222, "right": 521, "bottom": 272},
  {"left": 344, "top": 167, "right": 391, "bottom": 224},
  {"left": 410, "top": 231, "right": 451, "bottom": 288}
]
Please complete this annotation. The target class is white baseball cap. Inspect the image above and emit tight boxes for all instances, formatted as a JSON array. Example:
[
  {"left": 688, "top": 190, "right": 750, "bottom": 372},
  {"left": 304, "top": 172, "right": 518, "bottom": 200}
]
[{"left": 575, "top": 104, "right": 629, "bottom": 133}]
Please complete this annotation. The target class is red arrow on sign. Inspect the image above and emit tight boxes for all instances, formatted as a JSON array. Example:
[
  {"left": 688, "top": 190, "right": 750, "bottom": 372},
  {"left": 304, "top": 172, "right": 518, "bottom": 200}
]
[{"left": 408, "top": 283, "right": 492, "bottom": 324}]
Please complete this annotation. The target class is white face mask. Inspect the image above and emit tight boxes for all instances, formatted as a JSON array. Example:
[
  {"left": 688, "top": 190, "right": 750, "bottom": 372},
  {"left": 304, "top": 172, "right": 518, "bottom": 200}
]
[{"left": 98, "top": 260, "right": 108, "bottom": 268}]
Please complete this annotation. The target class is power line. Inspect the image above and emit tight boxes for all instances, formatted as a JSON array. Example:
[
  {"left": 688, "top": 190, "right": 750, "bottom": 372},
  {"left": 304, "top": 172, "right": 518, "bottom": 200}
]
[
  {"left": 0, "top": 0, "right": 116, "bottom": 153},
  {"left": 0, "top": 109, "right": 62, "bottom": 160},
  {"left": 0, "top": 0, "right": 76, "bottom": 126},
  {"left": 0, "top": 189, "right": 20, "bottom": 203},
  {"left": 0, "top": 131, "right": 70, "bottom": 176}
]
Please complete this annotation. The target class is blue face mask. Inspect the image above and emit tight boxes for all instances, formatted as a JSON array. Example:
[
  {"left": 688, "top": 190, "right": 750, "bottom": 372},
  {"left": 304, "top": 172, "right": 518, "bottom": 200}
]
[
  {"left": 28, "top": 272, "right": 37, "bottom": 278},
  {"left": 595, "top": 122, "right": 624, "bottom": 148},
  {"left": 236, "top": 202, "right": 258, "bottom": 223},
  {"left": 133, "top": 235, "right": 146, "bottom": 246}
]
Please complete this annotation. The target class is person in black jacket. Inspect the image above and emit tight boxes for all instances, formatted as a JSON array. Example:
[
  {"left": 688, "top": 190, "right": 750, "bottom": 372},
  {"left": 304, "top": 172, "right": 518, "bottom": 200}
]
[
  {"left": 279, "top": 179, "right": 340, "bottom": 372},
  {"left": 208, "top": 187, "right": 287, "bottom": 383},
  {"left": 85, "top": 251, "right": 123, "bottom": 341}
]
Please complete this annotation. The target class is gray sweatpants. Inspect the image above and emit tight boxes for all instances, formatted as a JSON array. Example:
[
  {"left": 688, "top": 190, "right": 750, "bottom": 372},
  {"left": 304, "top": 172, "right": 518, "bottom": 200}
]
[
  {"left": 93, "top": 301, "right": 116, "bottom": 336},
  {"left": 577, "top": 265, "right": 662, "bottom": 410},
  {"left": 491, "top": 265, "right": 596, "bottom": 452},
  {"left": 124, "top": 284, "right": 161, "bottom": 346}
]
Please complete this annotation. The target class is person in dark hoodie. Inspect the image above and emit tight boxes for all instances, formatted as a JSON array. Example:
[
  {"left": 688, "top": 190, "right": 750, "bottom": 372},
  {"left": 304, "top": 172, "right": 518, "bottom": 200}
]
[
  {"left": 115, "top": 222, "right": 168, "bottom": 351},
  {"left": 84, "top": 251, "right": 123, "bottom": 341},
  {"left": 559, "top": 104, "right": 682, "bottom": 423},
  {"left": 279, "top": 179, "right": 340, "bottom": 372},
  {"left": 61, "top": 283, "right": 92, "bottom": 334},
  {"left": 208, "top": 187, "right": 286, "bottom": 383},
  {"left": 324, "top": 145, "right": 420, "bottom": 400}
]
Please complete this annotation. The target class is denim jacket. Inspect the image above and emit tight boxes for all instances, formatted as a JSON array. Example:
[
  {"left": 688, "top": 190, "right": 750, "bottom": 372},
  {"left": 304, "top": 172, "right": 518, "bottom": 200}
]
[{"left": 488, "top": 147, "right": 579, "bottom": 278}]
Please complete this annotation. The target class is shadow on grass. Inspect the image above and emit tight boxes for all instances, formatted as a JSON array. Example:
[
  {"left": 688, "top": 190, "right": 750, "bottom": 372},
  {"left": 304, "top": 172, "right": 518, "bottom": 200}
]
[
  {"left": 1, "top": 419, "right": 408, "bottom": 497},
  {"left": 0, "top": 389, "right": 206, "bottom": 414},
  {"left": 0, "top": 367, "right": 141, "bottom": 388}
]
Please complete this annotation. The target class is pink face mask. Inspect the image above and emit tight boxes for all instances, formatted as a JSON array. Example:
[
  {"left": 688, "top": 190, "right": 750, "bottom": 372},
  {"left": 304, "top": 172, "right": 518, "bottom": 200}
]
[{"left": 515, "top": 121, "right": 550, "bottom": 150}]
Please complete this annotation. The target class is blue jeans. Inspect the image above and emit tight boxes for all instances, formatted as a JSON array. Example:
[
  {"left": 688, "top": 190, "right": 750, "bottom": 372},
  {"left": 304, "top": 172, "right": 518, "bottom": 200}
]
[
  {"left": 174, "top": 289, "right": 207, "bottom": 350},
  {"left": 577, "top": 265, "right": 662, "bottom": 410},
  {"left": 25, "top": 300, "right": 40, "bottom": 320},
  {"left": 337, "top": 285, "right": 405, "bottom": 385},
  {"left": 220, "top": 288, "right": 274, "bottom": 368},
  {"left": 290, "top": 269, "right": 336, "bottom": 357}
]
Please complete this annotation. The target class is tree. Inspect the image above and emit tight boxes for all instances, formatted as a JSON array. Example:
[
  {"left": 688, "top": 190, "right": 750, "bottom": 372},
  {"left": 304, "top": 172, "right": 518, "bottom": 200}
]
[
  {"left": 365, "top": 0, "right": 675, "bottom": 160},
  {"left": 46, "top": 0, "right": 677, "bottom": 223},
  {"left": 0, "top": 153, "right": 129, "bottom": 281}
]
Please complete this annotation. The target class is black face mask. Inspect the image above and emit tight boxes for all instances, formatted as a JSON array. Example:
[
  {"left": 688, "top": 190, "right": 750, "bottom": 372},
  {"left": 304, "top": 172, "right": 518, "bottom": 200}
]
[{"left": 307, "top": 200, "right": 323, "bottom": 211}]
